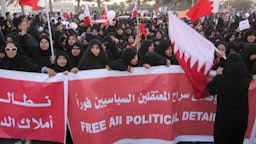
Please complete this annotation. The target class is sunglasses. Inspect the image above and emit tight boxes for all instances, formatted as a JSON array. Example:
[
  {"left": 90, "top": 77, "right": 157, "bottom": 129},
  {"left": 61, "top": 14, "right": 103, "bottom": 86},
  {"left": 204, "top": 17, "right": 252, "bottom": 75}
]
[{"left": 5, "top": 47, "right": 17, "bottom": 51}]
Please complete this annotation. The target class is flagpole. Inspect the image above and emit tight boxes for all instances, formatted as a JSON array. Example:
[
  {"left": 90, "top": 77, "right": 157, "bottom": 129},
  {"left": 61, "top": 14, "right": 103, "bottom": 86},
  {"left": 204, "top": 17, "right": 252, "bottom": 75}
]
[
  {"left": 136, "top": 2, "right": 140, "bottom": 53},
  {"left": 45, "top": 0, "right": 55, "bottom": 63}
]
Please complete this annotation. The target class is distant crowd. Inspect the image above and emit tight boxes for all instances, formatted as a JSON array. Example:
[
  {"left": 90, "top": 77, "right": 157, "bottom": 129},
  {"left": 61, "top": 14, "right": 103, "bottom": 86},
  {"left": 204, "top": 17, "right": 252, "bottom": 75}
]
[{"left": 0, "top": 10, "right": 256, "bottom": 76}]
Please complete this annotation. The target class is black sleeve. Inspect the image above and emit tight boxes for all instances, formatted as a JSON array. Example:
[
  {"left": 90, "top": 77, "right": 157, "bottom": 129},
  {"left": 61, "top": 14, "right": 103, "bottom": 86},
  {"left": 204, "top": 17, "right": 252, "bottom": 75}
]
[
  {"left": 207, "top": 75, "right": 221, "bottom": 95},
  {"left": 145, "top": 51, "right": 167, "bottom": 66},
  {"left": 77, "top": 53, "right": 89, "bottom": 70},
  {"left": 251, "top": 63, "right": 256, "bottom": 75},
  {"left": 109, "top": 59, "right": 129, "bottom": 71},
  {"left": 20, "top": 34, "right": 39, "bottom": 57},
  {"left": 22, "top": 56, "right": 42, "bottom": 73}
]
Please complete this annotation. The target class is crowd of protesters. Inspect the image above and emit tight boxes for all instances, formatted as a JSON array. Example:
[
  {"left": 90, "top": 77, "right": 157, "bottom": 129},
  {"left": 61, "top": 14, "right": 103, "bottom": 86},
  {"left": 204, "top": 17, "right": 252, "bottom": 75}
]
[{"left": 0, "top": 9, "right": 256, "bottom": 143}]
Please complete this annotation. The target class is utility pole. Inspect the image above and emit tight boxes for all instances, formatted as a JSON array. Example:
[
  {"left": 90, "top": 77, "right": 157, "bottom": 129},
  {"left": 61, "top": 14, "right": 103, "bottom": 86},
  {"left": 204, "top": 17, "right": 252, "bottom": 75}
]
[
  {"left": 192, "top": 0, "right": 195, "bottom": 7},
  {"left": 49, "top": 0, "right": 53, "bottom": 13},
  {"left": 227, "top": 0, "right": 230, "bottom": 12},
  {"left": 1, "top": 0, "right": 6, "bottom": 17},
  {"left": 137, "top": 0, "right": 140, "bottom": 10}
]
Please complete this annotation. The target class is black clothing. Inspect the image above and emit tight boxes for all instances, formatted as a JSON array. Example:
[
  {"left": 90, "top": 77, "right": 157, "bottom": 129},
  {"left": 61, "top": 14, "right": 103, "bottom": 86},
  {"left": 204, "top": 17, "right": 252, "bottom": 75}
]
[
  {"left": 207, "top": 53, "right": 251, "bottom": 144},
  {"left": 0, "top": 41, "right": 42, "bottom": 72},
  {"left": 138, "top": 40, "right": 167, "bottom": 66},
  {"left": 109, "top": 48, "right": 141, "bottom": 71},
  {"left": 240, "top": 43, "right": 256, "bottom": 74},
  {"left": 53, "top": 51, "right": 73, "bottom": 73},
  {"left": 31, "top": 36, "right": 59, "bottom": 68},
  {"left": 68, "top": 43, "right": 84, "bottom": 67},
  {"left": 54, "top": 30, "right": 63, "bottom": 50},
  {"left": 19, "top": 33, "right": 39, "bottom": 57},
  {"left": 31, "top": 47, "right": 58, "bottom": 68},
  {"left": 157, "top": 39, "right": 179, "bottom": 65},
  {"left": 0, "top": 53, "right": 42, "bottom": 73},
  {"left": 78, "top": 39, "right": 109, "bottom": 70},
  {"left": 104, "top": 36, "right": 121, "bottom": 61},
  {"left": 144, "top": 51, "right": 167, "bottom": 66}
]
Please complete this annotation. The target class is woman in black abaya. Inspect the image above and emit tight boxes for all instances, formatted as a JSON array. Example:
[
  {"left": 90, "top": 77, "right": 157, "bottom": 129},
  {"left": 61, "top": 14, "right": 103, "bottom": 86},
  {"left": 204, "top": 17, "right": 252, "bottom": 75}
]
[{"left": 207, "top": 53, "right": 252, "bottom": 144}]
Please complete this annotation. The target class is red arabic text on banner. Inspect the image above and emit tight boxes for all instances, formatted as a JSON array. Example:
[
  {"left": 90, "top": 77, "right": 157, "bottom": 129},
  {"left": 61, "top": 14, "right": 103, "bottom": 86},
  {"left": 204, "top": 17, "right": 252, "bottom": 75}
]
[
  {"left": 67, "top": 66, "right": 256, "bottom": 144},
  {"left": 186, "top": 0, "right": 219, "bottom": 23},
  {"left": 19, "top": 0, "right": 46, "bottom": 10},
  {"left": 0, "top": 71, "right": 66, "bottom": 143},
  {"left": 168, "top": 11, "right": 215, "bottom": 98}
]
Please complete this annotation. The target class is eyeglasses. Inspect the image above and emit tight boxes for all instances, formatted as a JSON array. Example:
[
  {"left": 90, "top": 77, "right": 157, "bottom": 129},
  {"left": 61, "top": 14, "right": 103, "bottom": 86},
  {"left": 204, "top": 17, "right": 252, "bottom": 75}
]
[{"left": 5, "top": 47, "right": 17, "bottom": 51}]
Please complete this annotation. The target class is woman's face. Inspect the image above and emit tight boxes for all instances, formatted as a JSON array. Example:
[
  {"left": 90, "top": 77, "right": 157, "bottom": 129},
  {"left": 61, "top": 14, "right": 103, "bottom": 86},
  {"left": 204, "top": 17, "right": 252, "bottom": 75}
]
[
  {"left": 229, "top": 35, "right": 235, "bottom": 42},
  {"left": 71, "top": 47, "right": 81, "bottom": 56},
  {"left": 91, "top": 44, "right": 100, "bottom": 57},
  {"left": 68, "top": 36, "right": 76, "bottom": 46},
  {"left": 247, "top": 34, "right": 256, "bottom": 43},
  {"left": 86, "top": 27, "right": 91, "bottom": 32},
  {"left": 57, "top": 55, "right": 67, "bottom": 67},
  {"left": 249, "top": 53, "right": 256, "bottom": 60},
  {"left": 216, "top": 44, "right": 226, "bottom": 58},
  {"left": 5, "top": 43, "right": 17, "bottom": 58},
  {"left": 40, "top": 38, "right": 49, "bottom": 50},
  {"left": 117, "top": 28, "right": 123, "bottom": 35},
  {"left": 155, "top": 32, "right": 162, "bottom": 39},
  {"left": 217, "top": 44, "right": 226, "bottom": 53},
  {"left": 99, "top": 30, "right": 104, "bottom": 36},
  {"left": 83, "top": 39, "right": 88, "bottom": 46},
  {"left": 128, "top": 36, "right": 134, "bottom": 43},
  {"left": 148, "top": 43, "right": 154, "bottom": 52},
  {"left": 165, "top": 47, "right": 173, "bottom": 57},
  {"left": 130, "top": 54, "right": 138, "bottom": 65},
  {"left": 151, "top": 25, "right": 155, "bottom": 30}
]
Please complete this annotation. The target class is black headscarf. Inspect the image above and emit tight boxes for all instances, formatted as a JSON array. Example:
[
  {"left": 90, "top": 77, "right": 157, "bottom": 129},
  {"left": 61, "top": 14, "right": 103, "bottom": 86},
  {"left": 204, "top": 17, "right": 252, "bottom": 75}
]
[
  {"left": 223, "top": 53, "right": 252, "bottom": 79},
  {"left": 138, "top": 40, "right": 153, "bottom": 64},
  {"left": 38, "top": 35, "right": 52, "bottom": 56},
  {"left": 120, "top": 48, "right": 137, "bottom": 65},
  {"left": 240, "top": 43, "right": 256, "bottom": 74},
  {"left": 78, "top": 39, "right": 109, "bottom": 70},
  {"left": 0, "top": 41, "right": 41, "bottom": 72},
  {"left": 157, "top": 39, "right": 179, "bottom": 65},
  {"left": 53, "top": 51, "right": 73, "bottom": 72},
  {"left": 31, "top": 35, "right": 58, "bottom": 68},
  {"left": 68, "top": 42, "right": 84, "bottom": 67},
  {"left": 4, "top": 41, "right": 23, "bottom": 63},
  {"left": 65, "top": 34, "right": 78, "bottom": 54}
]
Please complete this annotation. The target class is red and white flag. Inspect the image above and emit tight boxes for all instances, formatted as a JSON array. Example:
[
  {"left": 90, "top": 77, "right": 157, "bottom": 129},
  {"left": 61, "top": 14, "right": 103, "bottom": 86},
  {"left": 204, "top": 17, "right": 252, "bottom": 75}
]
[
  {"left": 132, "top": 3, "right": 138, "bottom": 18},
  {"left": 83, "top": 2, "right": 90, "bottom": 26},
  {"left": 156, "top": 7, "right": 162, "bottom": 13},
  {"left": 103, "top": 4, "right": 108, "bottom": 19},
  {"left": 186, "top": 0, "right": 219, "bottom": 23},
  {"left": 19, "top": 0, "right": 46, "bottom": 10},
  {"left": 168, "top": 11, "right": 215, "bottom": 98}
]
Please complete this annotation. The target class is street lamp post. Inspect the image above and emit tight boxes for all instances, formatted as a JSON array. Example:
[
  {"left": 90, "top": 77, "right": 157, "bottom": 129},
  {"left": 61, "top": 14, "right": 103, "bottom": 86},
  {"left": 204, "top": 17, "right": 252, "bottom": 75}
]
[
  {"left": 1, "top": 0, "right": 6, "bottom": 17},
  {"left": 227, "top": 0, "right": 230, "bottom": 12}
]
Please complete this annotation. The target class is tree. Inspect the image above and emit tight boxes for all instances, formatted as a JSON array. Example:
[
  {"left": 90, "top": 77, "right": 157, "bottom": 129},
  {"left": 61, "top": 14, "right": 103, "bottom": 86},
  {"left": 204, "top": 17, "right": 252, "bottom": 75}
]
[{"left": 228, "top": 0, "right": 252, "bottom": 11}]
